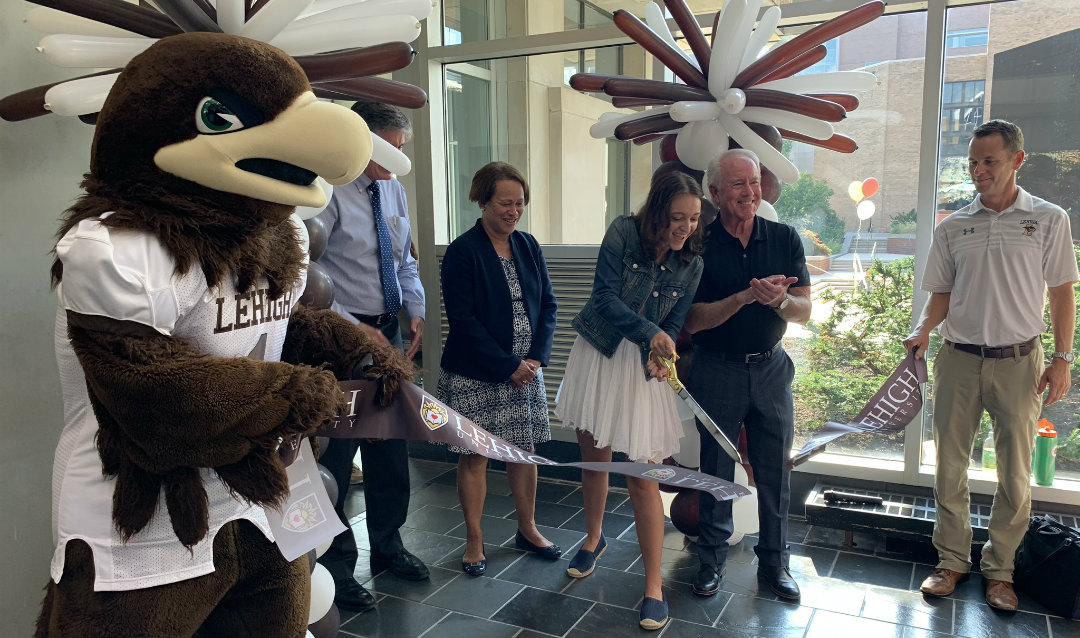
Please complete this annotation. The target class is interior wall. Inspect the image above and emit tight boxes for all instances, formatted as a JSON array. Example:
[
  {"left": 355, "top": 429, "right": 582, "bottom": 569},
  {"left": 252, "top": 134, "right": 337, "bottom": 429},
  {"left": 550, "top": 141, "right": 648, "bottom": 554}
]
[{"left": 0, "top": 4, "right": 95, "bottom": 634}]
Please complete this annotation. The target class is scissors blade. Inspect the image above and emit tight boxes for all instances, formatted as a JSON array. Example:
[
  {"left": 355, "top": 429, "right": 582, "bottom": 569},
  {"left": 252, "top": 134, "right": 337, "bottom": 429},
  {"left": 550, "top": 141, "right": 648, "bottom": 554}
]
[{"left": 678, "top": 388, "right": 741, "bottom": 462}]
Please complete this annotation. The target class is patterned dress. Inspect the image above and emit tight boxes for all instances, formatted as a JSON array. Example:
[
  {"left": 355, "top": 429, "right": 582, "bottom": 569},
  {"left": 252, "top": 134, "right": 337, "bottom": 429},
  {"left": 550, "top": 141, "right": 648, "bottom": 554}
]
[{"left": 438, "top": 256, "right": 551, "bottom": 454}]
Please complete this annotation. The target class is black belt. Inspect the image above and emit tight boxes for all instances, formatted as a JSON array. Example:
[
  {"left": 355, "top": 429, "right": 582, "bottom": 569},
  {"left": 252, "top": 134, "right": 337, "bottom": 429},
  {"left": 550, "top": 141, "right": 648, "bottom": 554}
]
[
  {"left": 945, "top": 337, "right": 1037, "bottom": 359},
  {"left": 351, "top": 311, "right": 397, "bottom": 328},
  {"left": 710, "top": 341, "right": 782, "bottom": 364}
]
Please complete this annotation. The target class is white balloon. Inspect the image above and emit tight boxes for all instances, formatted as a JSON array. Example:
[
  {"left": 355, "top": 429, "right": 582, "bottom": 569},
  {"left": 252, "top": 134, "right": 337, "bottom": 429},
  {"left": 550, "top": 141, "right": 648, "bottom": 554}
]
[
  {"left": 727, "top": 0, "right": 760, "bottom": 86},
  {"left": 26, "top": 7, "right": 141, "bottom": 38},
  {"left": 216, "top": 0, "right": 247, "bottom": 35},
  {"left": 589, "top": 106, "right": 671, "bottom": 139},
  {"left": 721, "top": 88, "right": 746, "bottom": 115},
  {"left": 271, "top": 14, "right": 422, "bottom": 56},
  {"left": 719, "top": 112, "right": 800, "bottom": 183},
  {"left": 644, "top": 1, "right": 700, "bottom": 71},
  {"left": 728, "top": 463, "right": 759, "bottom": 545},
  {"left": 757, "top": 200, "right": 779, "bottom": 222},
  {"left": 669, "top": 101, "right": 722, "bottom": 123},
  {"left": 295, "top": 179, "right": 334, "bottom": 220},
  {"left": 754, "top": 71, "right": 877, "bottom": 94},
  {"left": 857, "top": 199, "right": 877, "bottom": 220},
  {"left": 739, "top": 106, "right": 834, "bottom": 141},
  {"left": 44, "top": 72, "right": 119, "bottom": 116},
  {"left": 370, "top": 133, "right": 412, "bottom": 177},
  {"left": 306, "top": 631, "right": 316, "bottom": 638},
  {"left": 291, "top": 0, "right": 434, "bottom": 28},
  {"left": 739, "top": 6, "right": 781, "bottom": 72},
  {"left": 37, "top": 34, "right": 154, "bottom": 69},
  {"left": 315, "top": 539, "right": 332, "bottom": 558},
  {"left": 240, "top": 0, "right": 316, "bottom": 43},
  {"left": 675, "top": 120, "right": 729, "bottom": 171},
  {"left": 708, "top": 0, "right": 748, "bottom": 98},
  {"left": 308, "top": 563, "right": 335, "bottom": 624}
]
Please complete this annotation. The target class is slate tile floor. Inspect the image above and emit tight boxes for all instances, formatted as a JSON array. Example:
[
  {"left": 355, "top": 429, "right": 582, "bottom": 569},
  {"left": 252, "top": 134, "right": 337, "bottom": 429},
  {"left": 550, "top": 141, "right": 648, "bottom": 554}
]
[{"left": 336, "top": 458, "right": 1079, "bottom": 638}]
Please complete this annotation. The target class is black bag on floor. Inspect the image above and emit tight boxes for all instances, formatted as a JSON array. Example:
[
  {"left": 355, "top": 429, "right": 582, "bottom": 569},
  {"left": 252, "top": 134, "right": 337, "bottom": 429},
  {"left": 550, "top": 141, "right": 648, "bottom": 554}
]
[{"left": 1014, "top": 515, "right": 1080, "bottom": 619}]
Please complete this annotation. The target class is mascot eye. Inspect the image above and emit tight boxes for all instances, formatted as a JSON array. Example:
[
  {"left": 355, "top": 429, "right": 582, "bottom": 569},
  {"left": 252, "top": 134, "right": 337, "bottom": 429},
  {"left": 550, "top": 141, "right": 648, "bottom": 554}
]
[{"left": 196, "top": 96, "right": 245, "bottom": 134}]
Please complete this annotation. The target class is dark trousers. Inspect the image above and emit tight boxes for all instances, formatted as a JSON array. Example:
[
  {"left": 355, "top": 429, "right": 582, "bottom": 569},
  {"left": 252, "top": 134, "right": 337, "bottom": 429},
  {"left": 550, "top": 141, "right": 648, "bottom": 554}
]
[
  {"left": 686, "top": 346, "right": 795, "bottom": 569},
  {"left": 319, "top": 315, "right": 410, "bottom": 585}
]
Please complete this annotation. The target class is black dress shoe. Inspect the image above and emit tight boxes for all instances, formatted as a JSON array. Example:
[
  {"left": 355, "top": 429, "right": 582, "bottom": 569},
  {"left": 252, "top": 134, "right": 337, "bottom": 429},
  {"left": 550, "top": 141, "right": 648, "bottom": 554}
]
[
  {"left": 334, "top": 579, "right": 376, "bottom": 612},
  {"left": 371, "top": 550, "right": 430, "bottom": 581},
  {"left": 515, "top": 530, "right": 562, "bottom": 560},
  {"left": 691, "top": 564, "right": 724, "bottom": 596},
  {"left": 758, "top": 565, "right": 801, "bottom": 600}
]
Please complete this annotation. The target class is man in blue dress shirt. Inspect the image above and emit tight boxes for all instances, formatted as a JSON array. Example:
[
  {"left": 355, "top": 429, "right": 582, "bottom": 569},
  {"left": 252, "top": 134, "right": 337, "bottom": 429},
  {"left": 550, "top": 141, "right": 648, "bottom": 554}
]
[{"left": 315, "top": 102, "right": 429, "bottom": 613}]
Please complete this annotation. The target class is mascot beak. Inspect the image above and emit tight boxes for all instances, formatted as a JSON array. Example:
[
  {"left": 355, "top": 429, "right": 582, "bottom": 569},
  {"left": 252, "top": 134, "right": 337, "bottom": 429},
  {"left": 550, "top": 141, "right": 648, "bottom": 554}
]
[{"left": 153, "top": 91, "right": 371, "bottom": 208}]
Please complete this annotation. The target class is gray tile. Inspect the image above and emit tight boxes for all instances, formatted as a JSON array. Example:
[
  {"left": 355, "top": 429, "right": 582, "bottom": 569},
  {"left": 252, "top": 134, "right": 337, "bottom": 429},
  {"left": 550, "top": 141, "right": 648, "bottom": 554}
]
[
  {"left": 408, "top": 483, "right": 462, "bottom": 512},
  {"left": 803, "top": 526, "right": 884, "bottom": 555},
  {"left": 663, "top": 581, "right": 733, "bottom": 626},
  {"left": 564, "top": 565, "right": 650, "bottom": 609},
  {"left": 428, "top": 467, "right": 513, "bottom": 496},
  {"left": 714, "top": 592, "right": 815, "bottom": 638},
  {"left": 794, "top": 574, "right": 867, "bottom": 615},
  {"left": 339, "top": 594, "right": 449, "bottom": 638},
  {"left": 420, "top": 612, "right": 520, "bottom": 638},
  {"left": 566, "top": 602, "right": 660, "bottom": 637},
  {"left": 496, "top": 554, "right": 577, "bottom": 592},
  {"left": 446, "top": 514, "right": 520, "bottom": 546},
  {"left": 535, "top": 480, "right": 580, "bottom": 504},
  {"left": 561, "top": 508, "right": 637, "bottom": 540},
  {"left": 626, "top": 546, "right": 702, "bottom": 585},
  {"left": 456, "top": 492, "right": 518, "bottom": 518},
  {"left": 422, "top": 573, "right": 524, "bottom": 617},
  {"left": 397, "top": 527, "right": 471, "bottom": 567},
  {"left": 657, "top": 618, "right": 728, "bottom": 637},
  {"left": 491, "top": 587, "right": 594, "bottom": 636},
  {"left": 1049, "top": 615, "right": 1080, "bottom": 638},
  {"left": 499, "top": 523, "right": 587, "bottom": 556},
  {"left": 566, "top": 535, "right": 647, "bottom": 573},
  {"left": 805, "top": 609, "right": 906, "bottom": 638},
  {"left": 861, "top": 586, "right": 953, "bottom": 634},
  {"left": 511, "top": 499, "right": 581, "bottom": 528},
  {"left": 409, "top": 457, "right": 458, "bottom": 486},
  {"left": 406, "top": 505, "right": 465, "bottom": 535},
  {"left": 831, "top": 552, "right": 915, "bottom": 590},
  {"left": 901, "top": 627, "right": 953, "bottom": 638},
  {"left": 953, "top": 599, "right": 1051, "bottom": 638},
  {"left": 558, "top": 487, "right": 630, "bottom": 512},
  {"left": 787, "top": 543, "right": 838, "bottom": 579},
  {"left": 368, "top": 565, "right": 459, "bottom": 602}
]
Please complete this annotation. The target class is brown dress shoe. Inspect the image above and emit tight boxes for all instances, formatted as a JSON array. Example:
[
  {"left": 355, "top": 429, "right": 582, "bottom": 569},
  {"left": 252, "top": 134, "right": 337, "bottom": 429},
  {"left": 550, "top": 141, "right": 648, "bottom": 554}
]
[
  {"left": 985, "top": 579, "right": 1019, "bottom": 611},
  {"left": 920, "top": 568, "right": 969, "bottom": 596}
]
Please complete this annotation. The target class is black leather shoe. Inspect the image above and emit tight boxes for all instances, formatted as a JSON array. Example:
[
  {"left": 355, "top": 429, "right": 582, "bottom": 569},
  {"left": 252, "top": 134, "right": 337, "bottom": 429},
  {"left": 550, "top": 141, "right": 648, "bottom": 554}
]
[
  {"left": 758, "top": 565, "right": 801, "bottom": 600},
  {"left": 691, "top": 564, "right": 724, "bottom": 596},
  {"left": 515, "top": 530, "right": 562, "bottom": 560},
  {"left": 334, "top": 579, "right": 376, "bottom": 613},
  {"left": 371, "top": 550, "right": 430, "bottom": 581}
]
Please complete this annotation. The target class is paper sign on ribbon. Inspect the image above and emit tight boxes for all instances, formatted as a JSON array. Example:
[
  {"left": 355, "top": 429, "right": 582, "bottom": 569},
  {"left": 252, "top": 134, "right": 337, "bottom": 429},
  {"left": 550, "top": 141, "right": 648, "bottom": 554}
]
[{"left": 266, "top": 438, "right": 346, "bottom": 561}]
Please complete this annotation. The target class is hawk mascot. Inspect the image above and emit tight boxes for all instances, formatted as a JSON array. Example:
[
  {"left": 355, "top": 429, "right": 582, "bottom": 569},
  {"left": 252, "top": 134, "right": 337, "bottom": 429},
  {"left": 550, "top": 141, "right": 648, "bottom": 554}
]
[{"left": 35, "top": 32, "right": 413, "bottom": 637}]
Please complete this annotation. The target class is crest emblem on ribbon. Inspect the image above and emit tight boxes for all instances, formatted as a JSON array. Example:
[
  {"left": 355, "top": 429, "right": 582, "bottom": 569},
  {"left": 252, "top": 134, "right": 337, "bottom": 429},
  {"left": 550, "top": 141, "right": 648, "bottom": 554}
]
[
  {"left": 642, "top": 468, "right": 676, "bottom": 481},
  {"left": 421, "top": 398, "right": 448, "bottom": 430}
]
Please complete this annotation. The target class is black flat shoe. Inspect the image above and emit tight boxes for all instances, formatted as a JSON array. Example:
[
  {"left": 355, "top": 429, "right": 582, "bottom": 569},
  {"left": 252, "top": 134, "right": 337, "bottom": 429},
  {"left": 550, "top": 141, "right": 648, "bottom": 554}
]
[
  {"left": 515, "top": 529, "right": 562, "bottom": 560},
  {"left": 371, "top": 550, "right": 430, "bottom": 581},
  {"left": 462, "top": 545, "right": 487, "bottom": 576},
  {"left": 758, "top": 565, "right": 801, "bottom": 600},
  {"left": 334, "top": 579, "right": 376, "bottom": 613}
]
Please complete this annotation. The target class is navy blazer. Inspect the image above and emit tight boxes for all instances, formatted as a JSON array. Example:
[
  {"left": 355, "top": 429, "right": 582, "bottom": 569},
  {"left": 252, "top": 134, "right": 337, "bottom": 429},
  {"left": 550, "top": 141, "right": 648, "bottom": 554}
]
[{"left": 440, "top": 219, "right": 557, "bottom": 383}]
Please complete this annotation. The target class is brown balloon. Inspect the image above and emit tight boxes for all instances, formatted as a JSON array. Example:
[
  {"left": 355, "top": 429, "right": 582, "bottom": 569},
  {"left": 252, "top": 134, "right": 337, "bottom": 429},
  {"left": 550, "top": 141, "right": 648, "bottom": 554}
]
[
  {"left": 664, "top": 0, "right": 712, "bottom": 76},
  {"left": 660, "top": 133, "right": 679, "bottom": 163},
  {"left": 308, "top": 602, "right": 340, "bottom": 638},
  {"left": 757, "top": 45, "right": 827, "bottom": 85},
  {"left": 777, "top": 128, "right": 858, "bottom": 153},
  {"left": 612, "top": 97, "right": 671, "bottom": 108},
  {"left": 154, "top": 0, "right": 222, "bottom": 32},
  {"left": 745, "top": 122, "right": 783, "bottom": 151},
  {"left": 761, "top": 166, "right": 782, "bottom": 204},
  {"left": 603, "top": 78, "right": 713, "bottom": 103},
  {"left": 744, "top": 88, "right": 847, "bottom": 122},
  {"left": 78, "top": 112, "right": 99, "bottom": 125},
  {"left": 669, "top": 489, "right": 699, "bottom": 537},
  {"left": 317, "top": 463, "right": 338, "bottom": 505},
  {"left": 28, "top": 0, "right": 185, "bottom": 38},
  {"left": 569, "top": 73, "right": 623, "bottom": 92},
  {"left": 299, "top": 262, "right": 335, "bottom": 310},
  {"left": 807, "top": 93, "right": 860, "bottom": 111},
  {"left": 304, "top": 215, "right": 330, "bottom": 262},
  {"left": 614, "top": 113, "right": 681, "bottom": 141},
  {"left": 613, "top": 10, "right": 708, "bottom": 89},
  {"left": 313, "top": 77, "right": 428, "bottom": 109},
  {"left": 732, "top": 0, "right": 885, "bottom": 89},
  {"left": 297, "top": 43, "right": 416, "bottom": 85},
  {"left": 632, "top": 133, "right": 664, "bottom": 145},
  {"left": 247, "top": 0, "right": 271, "bottom": 21},
  {"left": 0, "top": 69, "right": 119, "bottom": 122}
]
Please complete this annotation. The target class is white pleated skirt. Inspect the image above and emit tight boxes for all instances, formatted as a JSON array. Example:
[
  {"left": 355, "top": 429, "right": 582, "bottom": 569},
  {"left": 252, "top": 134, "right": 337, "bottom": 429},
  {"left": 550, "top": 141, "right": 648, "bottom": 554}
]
[{"left": 555, "top": 335, "right": 684, "bottom": 463}]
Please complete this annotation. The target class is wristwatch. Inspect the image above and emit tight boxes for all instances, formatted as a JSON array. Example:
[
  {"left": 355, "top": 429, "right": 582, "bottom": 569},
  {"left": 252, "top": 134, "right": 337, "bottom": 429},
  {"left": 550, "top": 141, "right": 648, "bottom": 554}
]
[
  {"left": 1052, "top": 351, "right": 1076, "bottom": 363},
  {"left": 773, "top": 294, "right": 791, "bottom": 312}
]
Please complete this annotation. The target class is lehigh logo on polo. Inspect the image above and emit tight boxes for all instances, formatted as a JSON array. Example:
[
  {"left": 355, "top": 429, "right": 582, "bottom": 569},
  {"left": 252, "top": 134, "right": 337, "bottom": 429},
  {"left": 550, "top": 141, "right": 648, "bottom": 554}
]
[
  {"left": 642, "top": 468, "right": 676, "bottom": 481},
  {"left": 421, "top": 397, "right": 448, "bottom": 430},
  {"left": 282, "top": 495, "right": 325, "bottom": 532}
]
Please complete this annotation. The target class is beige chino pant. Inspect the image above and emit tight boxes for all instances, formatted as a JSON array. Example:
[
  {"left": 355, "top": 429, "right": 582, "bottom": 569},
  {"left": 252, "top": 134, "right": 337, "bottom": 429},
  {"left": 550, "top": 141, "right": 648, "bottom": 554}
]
[{"left": 931, "top": 342, "right": 1042, "bottom": 581}]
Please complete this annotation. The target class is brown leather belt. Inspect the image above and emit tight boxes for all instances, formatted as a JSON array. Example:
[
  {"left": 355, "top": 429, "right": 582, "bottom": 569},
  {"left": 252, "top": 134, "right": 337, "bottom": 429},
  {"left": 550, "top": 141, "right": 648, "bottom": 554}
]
[{"left": 945, "top": 337, "right": 1037, "bottom": 359}]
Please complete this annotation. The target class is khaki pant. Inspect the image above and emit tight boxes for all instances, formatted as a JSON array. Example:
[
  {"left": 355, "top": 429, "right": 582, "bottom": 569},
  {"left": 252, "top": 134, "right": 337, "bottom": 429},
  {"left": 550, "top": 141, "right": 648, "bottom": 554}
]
[{"left": 931, "top": 342, "right": 1042, "bottom": 581}]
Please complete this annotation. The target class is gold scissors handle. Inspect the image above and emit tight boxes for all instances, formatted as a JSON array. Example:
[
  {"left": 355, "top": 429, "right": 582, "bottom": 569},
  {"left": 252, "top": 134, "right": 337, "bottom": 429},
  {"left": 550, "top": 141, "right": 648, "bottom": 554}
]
[{"left": 651, "top": 351, "right": 685, "bottom": 394}]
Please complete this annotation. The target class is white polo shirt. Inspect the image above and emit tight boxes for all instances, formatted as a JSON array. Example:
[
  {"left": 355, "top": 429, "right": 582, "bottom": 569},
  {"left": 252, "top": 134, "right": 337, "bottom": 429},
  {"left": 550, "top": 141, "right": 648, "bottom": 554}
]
[{"left": 922, "top": 187, "right": 1078, "bottom": 347}]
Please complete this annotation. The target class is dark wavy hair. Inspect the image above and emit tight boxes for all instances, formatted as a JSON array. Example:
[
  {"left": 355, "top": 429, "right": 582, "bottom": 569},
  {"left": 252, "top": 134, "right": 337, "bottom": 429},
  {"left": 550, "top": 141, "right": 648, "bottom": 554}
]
[{"left": 634, "top": 170, "right": 704, "bottom": 263}]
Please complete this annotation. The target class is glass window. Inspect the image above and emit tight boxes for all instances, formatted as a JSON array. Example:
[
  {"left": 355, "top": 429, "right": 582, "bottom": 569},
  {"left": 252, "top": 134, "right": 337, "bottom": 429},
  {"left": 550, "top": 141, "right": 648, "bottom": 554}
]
[
  {"left": 926, "top": 1, "right": 1080, "bottom": 480},
  {"left": 442, "top": 45, "right": 651, "bottom": 244}
]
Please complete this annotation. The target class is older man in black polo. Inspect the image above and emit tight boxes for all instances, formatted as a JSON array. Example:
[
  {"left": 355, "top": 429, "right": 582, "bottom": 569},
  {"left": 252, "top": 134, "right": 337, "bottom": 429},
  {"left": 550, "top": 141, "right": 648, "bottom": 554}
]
[{"left": 683, "top": 149, "right": 812, "bottom": 601}]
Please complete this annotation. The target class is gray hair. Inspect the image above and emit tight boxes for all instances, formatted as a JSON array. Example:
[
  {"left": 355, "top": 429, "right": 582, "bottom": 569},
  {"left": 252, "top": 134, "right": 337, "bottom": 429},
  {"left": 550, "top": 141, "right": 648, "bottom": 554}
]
[
  {"left": 349, "top": 100, "right": 413, "bottom": 140},
  {"left": 705, "top": 148, "right": 761, "bottom": 193}
]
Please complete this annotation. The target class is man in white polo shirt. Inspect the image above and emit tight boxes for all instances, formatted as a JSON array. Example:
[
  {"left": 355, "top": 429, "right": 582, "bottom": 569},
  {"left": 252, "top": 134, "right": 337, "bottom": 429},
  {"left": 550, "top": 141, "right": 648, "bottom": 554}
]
[{"left": 904, "top": 119, "right": 1078, "bottom": 611}]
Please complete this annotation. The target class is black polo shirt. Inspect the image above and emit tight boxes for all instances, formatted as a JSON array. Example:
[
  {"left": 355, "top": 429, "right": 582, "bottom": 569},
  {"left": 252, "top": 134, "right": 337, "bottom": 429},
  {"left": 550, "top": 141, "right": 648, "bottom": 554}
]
[{"left": 691, "top": 216, "right": 810, "bottom": 354}]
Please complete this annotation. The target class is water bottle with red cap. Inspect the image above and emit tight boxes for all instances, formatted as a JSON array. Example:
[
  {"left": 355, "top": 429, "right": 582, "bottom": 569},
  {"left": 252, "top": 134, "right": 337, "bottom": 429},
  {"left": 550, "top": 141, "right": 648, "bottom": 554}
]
[{"left": 1033, "top": 418, "right": 1057, "bottom": 486}]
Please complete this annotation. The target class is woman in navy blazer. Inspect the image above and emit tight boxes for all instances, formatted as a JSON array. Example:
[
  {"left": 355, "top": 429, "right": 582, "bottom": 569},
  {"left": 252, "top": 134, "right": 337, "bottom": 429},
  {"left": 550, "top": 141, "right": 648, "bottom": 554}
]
[{"left": 438, "top": 162, "right": 560, "bottom": 576}]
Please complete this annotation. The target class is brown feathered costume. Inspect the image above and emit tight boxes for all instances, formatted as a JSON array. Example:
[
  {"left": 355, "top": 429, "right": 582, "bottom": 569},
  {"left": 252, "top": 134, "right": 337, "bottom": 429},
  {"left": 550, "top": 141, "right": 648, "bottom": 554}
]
[{"left": 35, "top": 32, "right": 414, "bottom": 638}]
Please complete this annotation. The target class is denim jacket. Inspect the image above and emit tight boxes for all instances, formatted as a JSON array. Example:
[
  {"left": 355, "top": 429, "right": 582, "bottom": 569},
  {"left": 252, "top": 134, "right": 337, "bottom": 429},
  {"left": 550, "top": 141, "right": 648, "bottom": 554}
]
[{"left": 572, "top": 214, "right": 703, "bottom": 371}]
